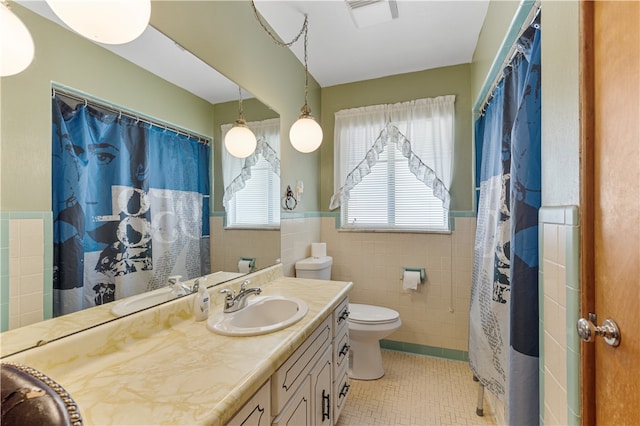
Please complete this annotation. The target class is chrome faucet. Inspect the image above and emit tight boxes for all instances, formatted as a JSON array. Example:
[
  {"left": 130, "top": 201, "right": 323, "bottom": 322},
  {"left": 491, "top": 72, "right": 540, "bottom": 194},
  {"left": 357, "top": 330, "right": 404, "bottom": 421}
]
[
  {"left": 219, "top": 280, "right": 262, "bottom": 313},
  {"left": 168, "top": 275, "right": 198, "bottom": 297}
]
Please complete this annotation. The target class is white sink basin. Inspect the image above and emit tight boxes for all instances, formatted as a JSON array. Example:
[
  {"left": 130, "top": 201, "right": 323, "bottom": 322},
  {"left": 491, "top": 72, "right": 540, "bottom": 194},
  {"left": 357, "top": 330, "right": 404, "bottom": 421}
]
[
  {"left": 207, "top": 295, "right": 309, "bottom": 336},
  {"left": 110, "top": 286, "right": 175, "bottom": 317}
]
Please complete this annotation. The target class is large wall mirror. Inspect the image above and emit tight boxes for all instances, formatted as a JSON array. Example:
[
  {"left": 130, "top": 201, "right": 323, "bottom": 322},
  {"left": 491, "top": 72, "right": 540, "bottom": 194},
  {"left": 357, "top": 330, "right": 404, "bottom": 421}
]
[{"left": 0, "top": 2, "right": 281, "bottom": 356}]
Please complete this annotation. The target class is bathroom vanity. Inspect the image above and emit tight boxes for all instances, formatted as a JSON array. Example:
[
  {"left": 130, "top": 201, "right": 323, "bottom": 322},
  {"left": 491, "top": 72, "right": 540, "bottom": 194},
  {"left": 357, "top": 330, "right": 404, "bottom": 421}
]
[
  {"left": 229, "top": 297, "right": 350, "bottom": 425},
  {"left": 0, "top": 265, "right": 352, "bottom": 425}
]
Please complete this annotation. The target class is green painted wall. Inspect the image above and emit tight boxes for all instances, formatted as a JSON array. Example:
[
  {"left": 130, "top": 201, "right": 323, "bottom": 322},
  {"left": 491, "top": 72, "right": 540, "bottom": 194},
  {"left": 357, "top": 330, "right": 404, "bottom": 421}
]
[
  {"left": 319, "top": 64, "right": 473, "bottom": 212},
  {"left": 0, "top": 4, "right": 215, "bottom": 212},
  {"left": 1, "top": 1, "right": 320, "bottom": 214},
  {"left": 470, "top": 0, "right": 521, "bottom": 106},
  {"left": 540, "top": 1, "right": 580, "bottom": 206},
  {"left": 150, "top": 1, "right": 321, "bottom": 212}
]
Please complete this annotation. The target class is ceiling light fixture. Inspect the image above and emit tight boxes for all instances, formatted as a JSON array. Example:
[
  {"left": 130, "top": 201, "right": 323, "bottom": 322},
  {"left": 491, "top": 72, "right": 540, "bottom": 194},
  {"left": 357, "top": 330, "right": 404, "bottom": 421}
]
[
  {"left": 1, "top": 1, "right": 35, "bottom": 77},
  {"left": 45, "top": 0, "right": 151, "bottom": 45},
  {"left": 224, "top": 87, "right": 257, "bottom": 159},
  {"left": 251, "top": 1, "right": 323, "bottom": 153}
]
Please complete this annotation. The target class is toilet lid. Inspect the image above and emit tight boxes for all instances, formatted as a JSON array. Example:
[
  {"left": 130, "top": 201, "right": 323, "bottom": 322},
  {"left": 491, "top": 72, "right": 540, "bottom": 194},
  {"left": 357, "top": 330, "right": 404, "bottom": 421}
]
[{"left": 348, "top": 303, "right": 400, "bottom": 325}]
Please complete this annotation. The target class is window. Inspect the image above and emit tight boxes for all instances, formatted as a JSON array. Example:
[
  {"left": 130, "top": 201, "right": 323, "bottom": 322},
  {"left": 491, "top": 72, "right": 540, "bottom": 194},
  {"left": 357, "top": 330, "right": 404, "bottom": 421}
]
[
  {"left": 222, "top": 118, "right": 280, "bottom": 229},
  {"left": 226, "top": 154, "right": 280, "bottom": 227},
  {"left": 331, "top": 96, "right": 455, "bottom": 232}
]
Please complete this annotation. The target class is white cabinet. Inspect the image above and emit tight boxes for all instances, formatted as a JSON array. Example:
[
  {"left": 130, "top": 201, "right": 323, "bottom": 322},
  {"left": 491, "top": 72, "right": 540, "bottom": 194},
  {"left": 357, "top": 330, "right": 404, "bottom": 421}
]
[
  {"left": 331, "top": 298, "right": 350, "bottom": 423},
  {"left": 310, "top": 347, "right": 333, "bottom": 426},
  {"left": 227, "top": 297, "right": 350, "bottom": 426},
  {"left": 333, "top": 367, "right": 350, "bottom": 421},
  {"left": 272, "top": 376, "right": 312, "bottom": 426},
  {"left": 228, "top": 379, "right": 271, "bottom": 426},
  {"left": 271, "top": 316, "right": 332, "bottom": 415}
]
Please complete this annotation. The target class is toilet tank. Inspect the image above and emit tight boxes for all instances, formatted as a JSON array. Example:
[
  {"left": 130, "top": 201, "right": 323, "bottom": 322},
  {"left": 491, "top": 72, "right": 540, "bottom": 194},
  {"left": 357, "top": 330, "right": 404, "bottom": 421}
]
[{"left": 295, "top": 256, "right": 333, "bottom": 280}]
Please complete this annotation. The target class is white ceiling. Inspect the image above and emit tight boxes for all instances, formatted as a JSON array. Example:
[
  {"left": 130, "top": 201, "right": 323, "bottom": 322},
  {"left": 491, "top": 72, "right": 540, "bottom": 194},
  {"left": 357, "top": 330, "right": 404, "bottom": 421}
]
[
  {"left": 253, "top": 0, "right": 490, "bottom": 87},
  {"left": 17, "top": 0, "right": 489, "bottom": 103}
]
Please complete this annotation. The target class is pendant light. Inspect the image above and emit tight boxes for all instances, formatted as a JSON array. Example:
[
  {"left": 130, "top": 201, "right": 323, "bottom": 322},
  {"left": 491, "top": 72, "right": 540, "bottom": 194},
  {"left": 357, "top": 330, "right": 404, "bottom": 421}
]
[
  {"left": 289, "top": 20, "right": 323, "bottom": 153},
  {"left": 224, "top": 87, "right": 257, "bottom": 159},
  {"left": 1, "top": 1, "right": 35, "bottom": 77},
  {"left": 45, "top": 0, "right": 151, "bottom": 45},
  {"left": 251, "top": 2, "right": 323, "bottom": 153}
]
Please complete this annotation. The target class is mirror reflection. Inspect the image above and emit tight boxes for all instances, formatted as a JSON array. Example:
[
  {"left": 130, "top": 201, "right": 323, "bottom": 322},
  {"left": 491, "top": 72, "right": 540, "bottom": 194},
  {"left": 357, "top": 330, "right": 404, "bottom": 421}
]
[{"left": 0, "top": 2, "right": 281, "bottom": 356}]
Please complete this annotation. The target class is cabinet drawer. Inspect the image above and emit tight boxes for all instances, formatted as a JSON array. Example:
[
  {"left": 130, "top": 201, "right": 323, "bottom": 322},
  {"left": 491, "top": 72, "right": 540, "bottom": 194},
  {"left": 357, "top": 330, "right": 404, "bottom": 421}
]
[
  {"left": 332, "top": 298, "right": 349, "bottom": 337},
  {"left": 332, "top": 325, "right": 350, "bottom": 379},
  {"left": 333, "top": 365, "right": 350, "bottom": 422},
  {"left": 272, "top": 316, "right": 332, "bottom": 415},
  {"left": 227, "top": 379, "right": 271, "bottom": 426}
]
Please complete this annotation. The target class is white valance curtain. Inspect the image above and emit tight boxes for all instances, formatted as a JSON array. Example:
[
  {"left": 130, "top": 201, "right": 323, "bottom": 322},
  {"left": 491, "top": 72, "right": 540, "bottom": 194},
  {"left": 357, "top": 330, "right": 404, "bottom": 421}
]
[
  {"left": 329, "top": 95, "right": 455, "bottom": 210},
  {"left": 222, "top": 117, "right": 280, "bottom": 210}
]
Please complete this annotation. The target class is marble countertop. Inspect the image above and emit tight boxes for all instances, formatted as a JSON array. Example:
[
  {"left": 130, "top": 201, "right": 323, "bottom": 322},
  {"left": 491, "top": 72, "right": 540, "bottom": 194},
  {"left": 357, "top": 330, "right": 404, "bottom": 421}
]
[
  {"left": 2, "top": 268, "right": 352, "bottom": 425},
  {"left": 0, "top": 270, "right": 247, "bottom": 358}
]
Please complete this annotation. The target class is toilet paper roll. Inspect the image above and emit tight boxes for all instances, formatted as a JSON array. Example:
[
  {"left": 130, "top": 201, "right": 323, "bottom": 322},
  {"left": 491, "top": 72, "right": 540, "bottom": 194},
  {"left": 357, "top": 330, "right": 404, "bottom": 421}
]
[
  {"left": 311, "top": 242, "right": 327, "bottom": 258},
  {"left": 402, "top": 270, "right": 421, "bottom": 291},
  {"left": 238, "top": 260, "right": 252, "bottom": 273}
]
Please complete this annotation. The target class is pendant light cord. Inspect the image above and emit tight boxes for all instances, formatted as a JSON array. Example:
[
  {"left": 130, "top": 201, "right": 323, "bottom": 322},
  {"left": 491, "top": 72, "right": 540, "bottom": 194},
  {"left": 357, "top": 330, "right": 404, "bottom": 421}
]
[
  {"left": 236, "top": 86, "right": 247, "bottom": 125},
  {"left": 250, "top": 1, "right": 311, "bottom": 110}
]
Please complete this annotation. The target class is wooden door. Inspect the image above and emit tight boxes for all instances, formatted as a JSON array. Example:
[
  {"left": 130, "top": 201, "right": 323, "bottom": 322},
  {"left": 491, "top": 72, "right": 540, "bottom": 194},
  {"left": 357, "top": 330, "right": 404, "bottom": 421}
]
[{"left": 581, "top": 1, "right": 640, "bottom": 424}]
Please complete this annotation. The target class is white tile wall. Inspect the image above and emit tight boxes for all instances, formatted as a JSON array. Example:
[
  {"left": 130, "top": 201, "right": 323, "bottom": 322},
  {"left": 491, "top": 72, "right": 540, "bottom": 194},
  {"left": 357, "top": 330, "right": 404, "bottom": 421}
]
[
  {"left": 540, "top": 206, "right": 579, "bottom": 425},
  {"left": 280, "top": 216, "right": 321, "bottom": 277},
  {"left": 320, "top": 216, "right": 476, "bottom": 351},
  {"left": 8, "top": 219, "right": 44, "bottom": 329},
  {"left": 210, "top": 217, "right": 281, "bottom": 273},
  {"left": 539, "top": 205, "right": 580, "bottom": 425},
  {"left": 541, "top": 221, "right": 569, "bottom": 425}
]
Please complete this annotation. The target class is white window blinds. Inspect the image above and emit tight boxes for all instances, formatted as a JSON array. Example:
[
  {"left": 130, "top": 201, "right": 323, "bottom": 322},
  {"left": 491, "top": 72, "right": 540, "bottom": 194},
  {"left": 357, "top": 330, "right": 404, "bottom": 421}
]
[
  {"left": 222, "top": 118, "right": 280, "bottom": 228},
  {"left": 331, "top": 96, "right": 455, "bottom": 231}
]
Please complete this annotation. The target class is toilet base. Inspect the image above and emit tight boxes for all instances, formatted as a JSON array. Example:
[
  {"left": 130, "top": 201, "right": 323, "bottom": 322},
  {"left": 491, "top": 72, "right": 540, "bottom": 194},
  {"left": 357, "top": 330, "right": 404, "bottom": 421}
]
[{"left": 348, "top": 338, "right": 385, "bottom": 380}]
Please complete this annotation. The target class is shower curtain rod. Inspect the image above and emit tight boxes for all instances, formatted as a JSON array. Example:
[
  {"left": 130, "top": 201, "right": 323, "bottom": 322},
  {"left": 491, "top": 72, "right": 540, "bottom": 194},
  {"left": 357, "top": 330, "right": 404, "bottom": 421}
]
[
  {"left": 476, "top": 1, "right": 541, "bottom": 116},
  {"left": 52, "top": 85, "right": 211, "bottom": 145}
]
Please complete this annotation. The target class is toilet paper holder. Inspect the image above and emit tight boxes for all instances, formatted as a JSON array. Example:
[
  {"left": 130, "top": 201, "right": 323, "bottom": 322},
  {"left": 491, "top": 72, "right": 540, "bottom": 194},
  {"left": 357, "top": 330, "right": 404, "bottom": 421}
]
[
  {"left": 402, "top": 267, "right": 425, "bottom": 283},
  {"left": 239, "top": 257, "right": 256, "bottom": 272}
]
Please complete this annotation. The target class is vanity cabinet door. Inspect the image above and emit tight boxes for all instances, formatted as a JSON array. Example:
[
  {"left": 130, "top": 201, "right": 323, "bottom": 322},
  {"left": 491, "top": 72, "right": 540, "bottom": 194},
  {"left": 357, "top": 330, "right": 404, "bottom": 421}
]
[
  {"left": 310, "top": 347, "right": 333, "bottom": 426},
  {"left": 272, "top": 376, "right": 312, "bottom": 426},
  {"left": 227, "top": 379, "right": 271, "bottom": 426},
  {"left": 272, "top": 316, "right": 331, "bottom": 414}
]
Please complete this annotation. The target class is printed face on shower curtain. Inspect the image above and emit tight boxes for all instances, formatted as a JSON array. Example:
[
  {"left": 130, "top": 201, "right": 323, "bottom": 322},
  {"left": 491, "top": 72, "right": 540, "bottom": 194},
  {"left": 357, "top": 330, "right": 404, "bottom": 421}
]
[{"left": 53, "top": 102, "right": 152, "bottom": 310}]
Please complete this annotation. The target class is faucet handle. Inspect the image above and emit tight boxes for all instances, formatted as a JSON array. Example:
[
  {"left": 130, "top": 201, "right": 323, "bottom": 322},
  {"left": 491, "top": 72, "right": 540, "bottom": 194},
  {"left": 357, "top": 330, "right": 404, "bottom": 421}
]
[
  {"left": 168, "top": 275, "right": 182, "bottom": 286},
  {"left": 240, "top": 280, "right": 251, "bottom": 291},
  {"left": 219, "top": 288, "right": 234, "bottom": 299}
]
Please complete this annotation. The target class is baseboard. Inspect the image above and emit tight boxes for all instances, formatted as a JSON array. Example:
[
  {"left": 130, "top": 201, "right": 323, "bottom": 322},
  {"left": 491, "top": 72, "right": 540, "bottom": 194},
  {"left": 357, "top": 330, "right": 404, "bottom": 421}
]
[{"left": 380, "top": 339, "right": 469, "bottom": 362}]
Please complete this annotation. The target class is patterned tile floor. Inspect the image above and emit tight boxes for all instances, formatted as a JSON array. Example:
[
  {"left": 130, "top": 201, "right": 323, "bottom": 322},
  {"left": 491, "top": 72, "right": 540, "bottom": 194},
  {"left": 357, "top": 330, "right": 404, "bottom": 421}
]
[{"left": 336, "top": 350, "right": 497, "bottom": 426}]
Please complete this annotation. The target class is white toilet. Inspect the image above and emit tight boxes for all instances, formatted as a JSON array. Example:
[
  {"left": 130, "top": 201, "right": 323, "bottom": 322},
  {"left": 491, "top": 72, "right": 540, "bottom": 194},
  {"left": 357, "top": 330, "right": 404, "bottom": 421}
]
[
  {"left": 294, "top": 256, "right": 402, "bottom": 381},
  {"left": 294, "top": 256, "right": 333, "bottom": 280},
  {"left": 347, "top": 303, "right": 401, "bottom": 380}
]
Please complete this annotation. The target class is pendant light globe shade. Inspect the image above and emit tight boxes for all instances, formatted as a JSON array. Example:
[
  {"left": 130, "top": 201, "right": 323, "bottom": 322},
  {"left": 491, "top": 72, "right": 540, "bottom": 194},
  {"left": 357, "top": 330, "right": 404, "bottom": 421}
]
[
  {"left": 290, "top": 116, "right": 323, "bottom": 153},
  {"left": 224, "top": 125, "right": 257, "bottom": 159},
  {"left": 45, "top": 0, "right": 151, "bottom": 45},
  {"left": 1, "top": 3, "right": 35, "bottom": 77}
]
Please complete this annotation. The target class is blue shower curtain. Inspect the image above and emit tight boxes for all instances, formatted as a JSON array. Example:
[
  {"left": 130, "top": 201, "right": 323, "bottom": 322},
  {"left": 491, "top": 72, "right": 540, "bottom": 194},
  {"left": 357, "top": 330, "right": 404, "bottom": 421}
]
[
  {"left": 469, "top": 15, "right": 541, "bottom": 425},
  {"left": 52, "top": 96, "right": 210, "bottom": 316}
]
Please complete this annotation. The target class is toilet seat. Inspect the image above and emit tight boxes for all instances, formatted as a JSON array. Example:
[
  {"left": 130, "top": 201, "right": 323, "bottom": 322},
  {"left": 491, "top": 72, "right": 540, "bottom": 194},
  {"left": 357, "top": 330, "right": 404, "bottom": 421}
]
[{"left": 348, "top": 303, "right": 400, "bottom": 325}]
